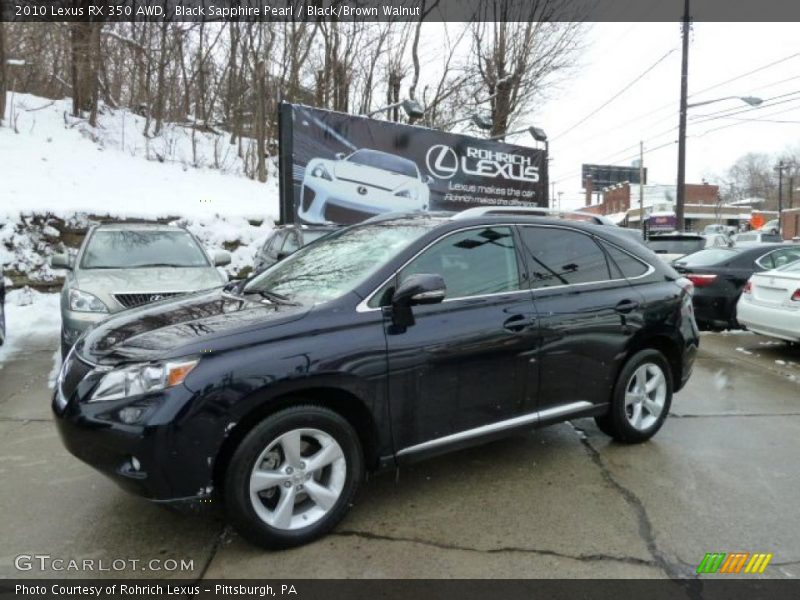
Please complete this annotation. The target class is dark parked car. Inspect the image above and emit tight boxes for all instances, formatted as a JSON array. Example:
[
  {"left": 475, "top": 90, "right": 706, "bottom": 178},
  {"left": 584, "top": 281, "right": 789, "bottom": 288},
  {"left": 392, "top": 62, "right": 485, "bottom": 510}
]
[
  {"left": 673, "top": 244, "right": 800, "bottom": 329},
  {"left": 253, "top": 224, "right": 338, "bottom": 272},
  {"left": 53, "top": 210, "right": 698, "bottom": 549}
]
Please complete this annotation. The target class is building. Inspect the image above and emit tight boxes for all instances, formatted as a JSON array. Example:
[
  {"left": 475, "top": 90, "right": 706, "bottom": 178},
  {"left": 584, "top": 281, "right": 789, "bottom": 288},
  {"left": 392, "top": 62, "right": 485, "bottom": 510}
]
[{"left": 580, "top": 182, "right": 753, "bottom": 232}]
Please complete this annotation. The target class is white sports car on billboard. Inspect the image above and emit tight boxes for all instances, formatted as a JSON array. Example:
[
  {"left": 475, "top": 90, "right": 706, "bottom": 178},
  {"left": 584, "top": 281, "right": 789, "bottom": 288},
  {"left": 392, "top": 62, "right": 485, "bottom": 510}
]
[{"left": 298, "top": 148, "right": 432, "bottom": 224}]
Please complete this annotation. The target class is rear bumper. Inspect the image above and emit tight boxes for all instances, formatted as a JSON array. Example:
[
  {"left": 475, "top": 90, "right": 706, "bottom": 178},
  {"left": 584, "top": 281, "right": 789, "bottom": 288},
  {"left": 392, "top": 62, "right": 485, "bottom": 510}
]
[
  {"left": 692, "top": 293, "right": 737, "bottom": 328},
  {"left": 737, "top": 299, "right": 800, "bottom": 342}
]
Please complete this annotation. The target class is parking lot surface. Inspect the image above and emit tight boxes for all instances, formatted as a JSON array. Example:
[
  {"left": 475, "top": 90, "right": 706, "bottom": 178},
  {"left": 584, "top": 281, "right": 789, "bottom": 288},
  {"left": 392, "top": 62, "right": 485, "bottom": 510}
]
[{"left": 1, "top": 328, "right": 799, "bottom": 579}]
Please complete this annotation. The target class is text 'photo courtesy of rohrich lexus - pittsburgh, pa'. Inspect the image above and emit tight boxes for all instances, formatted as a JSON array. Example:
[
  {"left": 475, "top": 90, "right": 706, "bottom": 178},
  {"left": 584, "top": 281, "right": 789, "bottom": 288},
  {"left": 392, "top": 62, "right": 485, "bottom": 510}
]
[{"left": 54, "top": 208, "right": 698, "bottom": 549}]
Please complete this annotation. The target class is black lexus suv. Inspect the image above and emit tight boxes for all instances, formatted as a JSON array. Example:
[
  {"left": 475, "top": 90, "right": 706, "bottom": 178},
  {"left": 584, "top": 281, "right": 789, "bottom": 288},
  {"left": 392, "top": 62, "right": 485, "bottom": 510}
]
[{"left": 53, "top": 209, "right": 698, "bottom": 549}]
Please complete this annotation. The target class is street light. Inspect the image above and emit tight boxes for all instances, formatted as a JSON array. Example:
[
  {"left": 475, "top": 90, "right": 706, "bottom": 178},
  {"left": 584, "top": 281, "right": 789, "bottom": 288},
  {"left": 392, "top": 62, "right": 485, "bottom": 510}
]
[
  {"left": 365, "top": 99, "right": 425, "bottom": 120},
  {"left": 687, "top": 95, "right": 763, "bottom": 109}
]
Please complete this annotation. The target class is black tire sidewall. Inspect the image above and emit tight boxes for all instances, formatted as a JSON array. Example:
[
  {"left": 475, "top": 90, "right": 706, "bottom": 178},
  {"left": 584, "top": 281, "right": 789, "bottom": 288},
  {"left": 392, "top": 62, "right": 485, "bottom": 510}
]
[
  {"left": 224, "top": 405, "right": 363, "bottom": 549},
  {"left": 609, "top": 349, "right": 673, "bottom": 443}
]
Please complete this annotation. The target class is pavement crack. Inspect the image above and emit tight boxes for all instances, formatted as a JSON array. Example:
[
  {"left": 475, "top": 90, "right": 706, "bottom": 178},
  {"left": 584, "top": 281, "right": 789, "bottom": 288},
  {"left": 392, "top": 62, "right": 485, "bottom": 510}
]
[
  {"left": 190, "top": 524, "right": 230, "bottom": 594},
  {"left": 670, "top": 412, "right": 800, "bottom": 418},
  {"left": 567, "top": 422, "right": 703, "bottom": 597},
  {"left": 332, "top": 529, "right": 656, "bottom": 567}
]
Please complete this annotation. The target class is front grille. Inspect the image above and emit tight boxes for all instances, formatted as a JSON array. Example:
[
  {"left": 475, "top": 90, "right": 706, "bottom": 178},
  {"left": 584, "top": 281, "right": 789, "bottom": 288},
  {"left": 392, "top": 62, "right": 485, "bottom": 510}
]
[
  {"left": 323, "top": 203, "right": 378, "bottom": 224},
  {"left": 113, "top": 292, "right": 184, "bottom": 309}
]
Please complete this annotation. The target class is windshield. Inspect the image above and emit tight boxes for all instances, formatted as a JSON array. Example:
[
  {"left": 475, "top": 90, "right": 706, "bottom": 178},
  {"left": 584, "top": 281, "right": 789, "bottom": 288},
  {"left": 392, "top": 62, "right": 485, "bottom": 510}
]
[
  {"left": 81, "top": 230, "right": 209, "bottom": 269},
  {"left": 347, "top": 149, "right": 418, "bottom": 178},
  {"left": 244, "top": 221, "right": 436, "bottom": 304},
  {"left": 303, "top": 230, "right": 333, "bottom": 244},
  {"left": 673, "top": 248, "right": 736, "bottom": 267},
  {"left": 647, "top": 238, "right": 705, "bottom": 255}
]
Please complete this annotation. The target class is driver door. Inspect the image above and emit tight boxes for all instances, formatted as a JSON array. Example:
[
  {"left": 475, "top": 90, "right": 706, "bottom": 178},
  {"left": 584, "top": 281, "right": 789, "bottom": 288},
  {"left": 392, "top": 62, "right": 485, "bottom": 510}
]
[{"left": 384, "top": 226, "right": 540, "bottom": 460}]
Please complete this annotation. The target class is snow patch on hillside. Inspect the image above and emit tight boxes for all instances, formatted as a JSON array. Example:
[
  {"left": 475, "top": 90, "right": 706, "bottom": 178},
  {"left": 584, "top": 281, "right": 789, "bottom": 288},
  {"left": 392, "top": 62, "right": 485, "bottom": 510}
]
[{"left": 1, "top": 92, "right": 280, "bottom": 221}]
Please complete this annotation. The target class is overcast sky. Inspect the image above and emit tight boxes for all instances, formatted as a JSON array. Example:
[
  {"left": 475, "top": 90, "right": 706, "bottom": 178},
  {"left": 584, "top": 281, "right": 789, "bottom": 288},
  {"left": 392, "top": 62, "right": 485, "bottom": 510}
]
[{"left": 533, "top": 22, "right": 800, "bottom": 209}]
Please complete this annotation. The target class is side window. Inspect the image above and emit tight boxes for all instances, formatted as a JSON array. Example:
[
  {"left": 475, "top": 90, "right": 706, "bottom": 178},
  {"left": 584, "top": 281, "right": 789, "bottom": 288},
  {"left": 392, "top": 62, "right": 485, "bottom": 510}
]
[
  {"left": 520, "top": 227, "right": 611, "bottom": 288},
  {"left": 263, "top": 231, "right": 280, "bottom": 255},
  {"left": 399, "top": 227, "right": 522, "bottom": 300},
  {"left": 756, "top": 252, "right": 775, "bottom": 269},
  {"left": 600, "top": 241, "right": 650, "bottom": 279},
  {"left": 281, "top": 232, "right": 300, "bottom": 255}
]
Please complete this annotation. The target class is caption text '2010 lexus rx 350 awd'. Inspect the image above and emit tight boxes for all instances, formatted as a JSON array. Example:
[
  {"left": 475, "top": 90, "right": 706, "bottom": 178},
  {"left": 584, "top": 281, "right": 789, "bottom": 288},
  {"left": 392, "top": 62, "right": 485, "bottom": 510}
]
[{"left": 53, "top": 209, "right": 699, "bottom": 549}]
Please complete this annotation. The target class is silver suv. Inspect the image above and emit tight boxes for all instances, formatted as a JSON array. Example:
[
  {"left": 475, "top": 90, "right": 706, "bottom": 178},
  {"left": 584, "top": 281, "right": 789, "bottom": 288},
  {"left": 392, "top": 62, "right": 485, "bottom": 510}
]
[{"left": 51, "top": 223, "right": 230, "bottom": 358}]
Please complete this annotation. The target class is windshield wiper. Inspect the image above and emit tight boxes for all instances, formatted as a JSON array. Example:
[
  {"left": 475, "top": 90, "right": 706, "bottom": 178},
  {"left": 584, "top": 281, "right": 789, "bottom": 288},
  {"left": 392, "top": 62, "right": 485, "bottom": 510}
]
[
  {"left": 132, "top": 263, "right": 184, "bottom": 268},
  {"left": 244, "top": 288, "right": 301, "bottom": 306}
]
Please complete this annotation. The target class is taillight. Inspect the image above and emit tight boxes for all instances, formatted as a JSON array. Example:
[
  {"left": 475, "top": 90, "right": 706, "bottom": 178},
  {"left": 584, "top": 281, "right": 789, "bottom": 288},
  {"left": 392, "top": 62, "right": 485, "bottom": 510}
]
[
  {"left": 687, "top": 274, "right": 718, "bottom": 287},
  {"left": 743, "top": 281, "right": 752, "bottom": 294},
  {"left": 792, "top": 289, "right": 800, "bottom": 302}
]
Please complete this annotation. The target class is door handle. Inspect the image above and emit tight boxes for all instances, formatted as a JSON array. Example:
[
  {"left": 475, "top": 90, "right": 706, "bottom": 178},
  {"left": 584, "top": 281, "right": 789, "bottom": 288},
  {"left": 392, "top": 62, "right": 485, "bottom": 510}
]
[
  {"left": 503, "top": 314, "right": 536, "bottom": 332},
  {"left": 614, "top": 299, "right": 640, "bottom": 314}
]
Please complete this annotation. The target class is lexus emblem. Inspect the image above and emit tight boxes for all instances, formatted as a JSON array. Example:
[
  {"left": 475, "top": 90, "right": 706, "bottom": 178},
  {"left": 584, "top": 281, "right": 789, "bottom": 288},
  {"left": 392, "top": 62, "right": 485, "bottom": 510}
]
[
  {"left": 149, "top": 294, "right": 164, "bottom": 302},
  {"left": 425, "top": 144, "right": 459, "bottom": 180},
  {"left": 357, "top": 186, "right": 368, "bottom": 195}
]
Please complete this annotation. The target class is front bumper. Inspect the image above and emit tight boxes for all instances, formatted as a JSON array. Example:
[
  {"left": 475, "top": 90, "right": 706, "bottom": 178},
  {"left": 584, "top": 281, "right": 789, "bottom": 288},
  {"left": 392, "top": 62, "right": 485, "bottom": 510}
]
[{"left": 52, "top": 372, "right": 219, "bottom": 503}]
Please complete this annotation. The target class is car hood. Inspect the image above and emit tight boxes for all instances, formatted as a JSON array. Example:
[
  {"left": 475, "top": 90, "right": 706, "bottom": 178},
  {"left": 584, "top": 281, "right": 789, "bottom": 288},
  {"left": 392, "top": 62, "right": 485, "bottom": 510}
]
[
  {"left": 76, "top": 266, "right": 224, "bottom": 296},
  {"left": 333, "top": 161, "right": 416, "bottom": 190},
  {"left": 77, "top": 288, "right": 310, "bottom": 364}
]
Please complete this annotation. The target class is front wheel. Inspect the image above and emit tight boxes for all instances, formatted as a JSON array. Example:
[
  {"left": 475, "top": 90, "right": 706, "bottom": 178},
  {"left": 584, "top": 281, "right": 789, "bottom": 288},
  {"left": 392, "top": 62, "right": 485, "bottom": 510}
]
[
  {"left": 595, "top": 349, "right": 673, "bottom": 443},
  {"left": 224, "top": 405, "right": 363, "bottom": 549}
]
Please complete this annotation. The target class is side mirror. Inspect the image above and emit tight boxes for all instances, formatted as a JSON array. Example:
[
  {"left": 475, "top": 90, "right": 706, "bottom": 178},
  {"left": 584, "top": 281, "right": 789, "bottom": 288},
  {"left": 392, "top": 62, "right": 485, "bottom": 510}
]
[
  {"left": 213, "top": 251, "right": 231, "bottom": 267},
  {"left": 50, "top": 253, "right": 72, "bottom": 270},
  {"left": 390, "top": 273, "right": 446, "bottom": 328}
]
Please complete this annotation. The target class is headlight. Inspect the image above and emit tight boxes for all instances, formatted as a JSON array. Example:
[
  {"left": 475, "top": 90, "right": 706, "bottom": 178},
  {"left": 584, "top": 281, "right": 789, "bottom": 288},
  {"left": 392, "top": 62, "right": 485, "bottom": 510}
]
[
  {"left": 69, "top": 289, "right": 108, "bottom": 313},
  {"left": 395, "top": 188, "right": 418, "bottom": 200},
  {"left": 89, "top": 359, "right": 199, "bottom": 402},
  {"left": 311, "top": 164, "right": 332, "bottom": 181}
]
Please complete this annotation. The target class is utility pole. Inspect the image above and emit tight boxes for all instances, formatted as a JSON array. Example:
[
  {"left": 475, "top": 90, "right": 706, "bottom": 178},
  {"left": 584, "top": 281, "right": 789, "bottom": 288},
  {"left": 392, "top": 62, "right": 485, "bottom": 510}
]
[
  {"left": 639, "top": 140, "right": 645, "bottom": 236},
  {"left": 675, "top": 0, "right": 691, "bottom": 232}
]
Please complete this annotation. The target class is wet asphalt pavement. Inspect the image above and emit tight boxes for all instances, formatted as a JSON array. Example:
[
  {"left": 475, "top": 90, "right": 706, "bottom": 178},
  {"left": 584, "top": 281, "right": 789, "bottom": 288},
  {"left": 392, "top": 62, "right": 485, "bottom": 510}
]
[{"left": 1, "top": 326, "right": 798, "bottom": 580}]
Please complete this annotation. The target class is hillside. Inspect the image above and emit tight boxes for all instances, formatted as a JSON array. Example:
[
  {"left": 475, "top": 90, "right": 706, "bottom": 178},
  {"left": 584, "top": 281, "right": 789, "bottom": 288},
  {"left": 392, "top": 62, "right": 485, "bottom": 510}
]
[{"left": 1, "top": 92, "right": 281, "bottom": 284}]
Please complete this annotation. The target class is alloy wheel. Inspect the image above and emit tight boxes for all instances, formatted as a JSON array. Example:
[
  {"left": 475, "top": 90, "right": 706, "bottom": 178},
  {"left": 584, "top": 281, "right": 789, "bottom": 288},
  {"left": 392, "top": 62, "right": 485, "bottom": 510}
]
[
  {"left": 249, "top": 428, "right": 346, "bottom": 530},
  {"left": 624, "top": 363, "right": 667, "bottom": 431}
]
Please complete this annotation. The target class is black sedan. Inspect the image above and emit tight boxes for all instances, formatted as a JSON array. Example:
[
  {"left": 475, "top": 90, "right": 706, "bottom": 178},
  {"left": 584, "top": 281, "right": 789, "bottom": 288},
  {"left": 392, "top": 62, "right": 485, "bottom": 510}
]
[{"left": 673, "top": 244, "right": 800, "bottom": 329}]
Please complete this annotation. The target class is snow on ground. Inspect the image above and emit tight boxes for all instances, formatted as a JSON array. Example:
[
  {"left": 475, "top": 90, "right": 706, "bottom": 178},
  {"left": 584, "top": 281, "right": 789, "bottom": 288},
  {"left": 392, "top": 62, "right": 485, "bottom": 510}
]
[
  {"left": 1, "top": 92, "right": 281, "bottom": 280},
  {"left": 0, "top": 288, "right": 61, "bottom": 368},
  {"left": 1, "top": 93, "right": 280, "bottom": 221}
]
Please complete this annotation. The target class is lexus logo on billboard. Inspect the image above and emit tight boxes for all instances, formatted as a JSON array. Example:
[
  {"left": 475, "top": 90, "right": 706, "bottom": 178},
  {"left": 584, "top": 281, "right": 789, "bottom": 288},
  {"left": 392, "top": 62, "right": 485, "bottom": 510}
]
[
  {"left": 426, "top": 145, "right": 459, "bottom": 180},
  {"left": 425, "top": 144, "right": 540, "bottom": 183}
]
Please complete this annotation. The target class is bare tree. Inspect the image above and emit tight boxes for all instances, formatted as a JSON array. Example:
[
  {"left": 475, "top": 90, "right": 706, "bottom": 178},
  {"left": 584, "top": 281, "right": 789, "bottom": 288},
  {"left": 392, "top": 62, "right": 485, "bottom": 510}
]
[
  {"left": 469, "top": 0, "right": 583, "bottom": 136},
  {"left": 0, "top": 22, "right": 6, "bottom": 125}
]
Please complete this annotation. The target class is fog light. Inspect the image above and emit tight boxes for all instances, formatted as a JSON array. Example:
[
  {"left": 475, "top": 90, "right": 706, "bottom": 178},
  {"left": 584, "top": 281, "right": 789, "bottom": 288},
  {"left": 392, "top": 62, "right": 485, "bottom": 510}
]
[
  {"left": 118, "top": 406, "right": 145, "bottom": 424},
  {"left": 130, "top": 456, "right": 141, "bottom": 471}
]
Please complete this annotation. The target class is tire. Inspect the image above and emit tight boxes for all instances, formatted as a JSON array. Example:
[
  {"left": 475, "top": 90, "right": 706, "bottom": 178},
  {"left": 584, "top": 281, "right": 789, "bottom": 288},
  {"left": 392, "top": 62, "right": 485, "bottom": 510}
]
[
  {"left": 224, "top": 405, "right": 363, "bottom": 549},
  {"left": 595, "top": 349, "right": 673, "bottom": 444}
]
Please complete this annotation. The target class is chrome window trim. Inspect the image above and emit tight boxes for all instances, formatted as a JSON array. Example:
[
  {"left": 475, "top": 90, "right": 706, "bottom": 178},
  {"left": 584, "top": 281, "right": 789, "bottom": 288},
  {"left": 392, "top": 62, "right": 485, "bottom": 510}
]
[
  {"left": 396, "top": 401, "right": 594, "bottom": 457},
  {"left": 356, "top": 223, "right": 656, "bottom": 313}
]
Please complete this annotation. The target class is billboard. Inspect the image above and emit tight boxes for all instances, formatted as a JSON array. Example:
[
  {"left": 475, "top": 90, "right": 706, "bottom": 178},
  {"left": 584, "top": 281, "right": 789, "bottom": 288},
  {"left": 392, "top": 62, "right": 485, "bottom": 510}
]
[
  {"left": 582, "top": 164, "right": 647, "bottom": 190},
  {"left": 279, "top": 103, "right": 548, "bottom": 225}
]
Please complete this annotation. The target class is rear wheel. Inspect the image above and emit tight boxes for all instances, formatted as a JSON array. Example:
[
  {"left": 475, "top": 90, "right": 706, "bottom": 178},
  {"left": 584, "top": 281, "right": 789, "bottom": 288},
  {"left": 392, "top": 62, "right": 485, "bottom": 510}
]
[
  {"left": 595, "top": 349, "right": 673, "bottom": 443},
  {"left": 224, "top": 405, "right": 363, "bottom": 549}
]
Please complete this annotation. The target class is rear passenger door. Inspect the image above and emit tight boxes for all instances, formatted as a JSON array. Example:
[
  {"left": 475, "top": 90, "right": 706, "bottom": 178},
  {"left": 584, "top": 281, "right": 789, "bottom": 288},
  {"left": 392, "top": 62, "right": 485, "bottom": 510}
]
[{"left": 517, "top": 226, "right": 647, "bottom": 416}]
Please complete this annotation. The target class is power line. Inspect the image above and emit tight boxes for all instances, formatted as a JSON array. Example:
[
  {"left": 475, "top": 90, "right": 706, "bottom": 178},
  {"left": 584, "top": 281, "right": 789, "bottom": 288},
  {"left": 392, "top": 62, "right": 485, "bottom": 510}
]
[
  {"left": 551, "top": 47, "right": 677, "bottom": 141},
  {"left": 688, "top": 51, "right": 800, "bottom": 99}
]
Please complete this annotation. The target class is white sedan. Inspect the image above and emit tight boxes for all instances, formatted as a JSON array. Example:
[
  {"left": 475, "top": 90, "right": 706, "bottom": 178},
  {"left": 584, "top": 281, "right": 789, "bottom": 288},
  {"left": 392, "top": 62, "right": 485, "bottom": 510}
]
[{"left": 736, "top": 260, "right": 800, "bottom": 342}]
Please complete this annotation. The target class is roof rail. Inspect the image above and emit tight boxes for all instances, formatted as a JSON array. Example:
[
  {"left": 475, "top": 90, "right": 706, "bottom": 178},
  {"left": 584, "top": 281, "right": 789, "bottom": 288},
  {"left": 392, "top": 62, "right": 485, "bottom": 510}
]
[{"left": 451, "top": 206, "right": 605, "bottom": 225}]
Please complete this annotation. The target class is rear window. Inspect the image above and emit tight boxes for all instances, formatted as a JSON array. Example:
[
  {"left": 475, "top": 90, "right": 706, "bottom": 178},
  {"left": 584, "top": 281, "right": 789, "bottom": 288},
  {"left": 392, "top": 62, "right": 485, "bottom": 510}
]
[
  {"left": 601, "top": 242, "right": 650, "bottom": 278},
  {"left": 647, "top": 237, "right": 705, "bottom": 256},
  {"left": 673, "top": 248, "right": 736, "bottom": 267}
]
